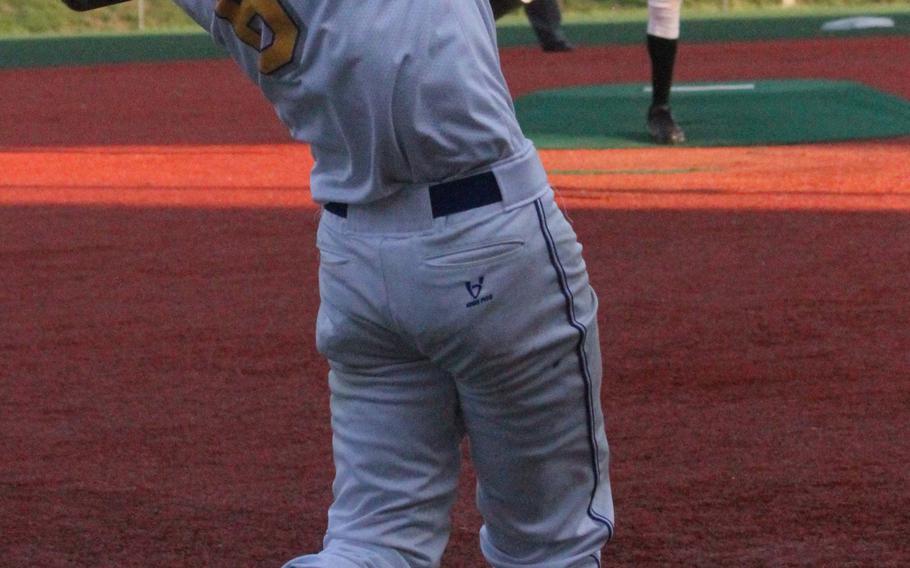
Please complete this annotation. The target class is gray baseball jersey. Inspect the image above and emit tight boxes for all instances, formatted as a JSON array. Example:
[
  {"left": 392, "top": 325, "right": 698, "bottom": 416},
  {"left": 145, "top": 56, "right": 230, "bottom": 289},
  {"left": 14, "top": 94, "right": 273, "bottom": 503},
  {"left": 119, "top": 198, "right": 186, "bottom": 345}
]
[
  {"left": 174, "top": 0, "right": 528, "bottom": 204},
  {"left": 171, "top": 1, "right": 614, "bottom": 566}
]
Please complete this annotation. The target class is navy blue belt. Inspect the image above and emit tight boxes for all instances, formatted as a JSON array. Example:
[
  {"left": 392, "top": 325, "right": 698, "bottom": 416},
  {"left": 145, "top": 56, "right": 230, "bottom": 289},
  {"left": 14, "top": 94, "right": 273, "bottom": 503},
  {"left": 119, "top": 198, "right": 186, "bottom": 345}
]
[{"left": 325, "top": 171, "right": 503, "bottom": 219}]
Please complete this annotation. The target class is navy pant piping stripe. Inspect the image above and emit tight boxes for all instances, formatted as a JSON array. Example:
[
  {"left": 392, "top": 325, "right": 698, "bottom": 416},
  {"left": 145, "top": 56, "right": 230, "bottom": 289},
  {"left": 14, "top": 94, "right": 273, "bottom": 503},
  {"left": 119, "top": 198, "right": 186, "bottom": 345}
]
[{"left": 533, "top": 199, "right": 613, "bottom": 536}]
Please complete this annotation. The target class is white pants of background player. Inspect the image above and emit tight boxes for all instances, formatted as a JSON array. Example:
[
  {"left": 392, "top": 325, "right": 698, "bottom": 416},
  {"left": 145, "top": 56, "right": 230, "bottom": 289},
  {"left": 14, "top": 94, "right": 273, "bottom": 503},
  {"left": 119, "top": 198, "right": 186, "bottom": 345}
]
[
  {"left": 284, "top": 151, "right": 614, "bottom": 568},
  {"left": 648, "top": 0, "right": 682, "bottom": 40}
]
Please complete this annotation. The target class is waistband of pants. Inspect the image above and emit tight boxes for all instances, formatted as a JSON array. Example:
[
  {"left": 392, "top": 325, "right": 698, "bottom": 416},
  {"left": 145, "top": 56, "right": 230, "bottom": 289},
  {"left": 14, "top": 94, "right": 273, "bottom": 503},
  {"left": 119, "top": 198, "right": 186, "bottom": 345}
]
[{"left": 320, "top": 145, "right": 549, "bottom": 234}]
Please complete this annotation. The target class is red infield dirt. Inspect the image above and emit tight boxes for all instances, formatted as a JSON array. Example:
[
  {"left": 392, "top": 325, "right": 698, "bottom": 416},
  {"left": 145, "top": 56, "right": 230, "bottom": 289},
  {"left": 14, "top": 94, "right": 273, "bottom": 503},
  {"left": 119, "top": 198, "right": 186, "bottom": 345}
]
[{"left": 1, "top": 37, "right": 909, "bottom": 567}]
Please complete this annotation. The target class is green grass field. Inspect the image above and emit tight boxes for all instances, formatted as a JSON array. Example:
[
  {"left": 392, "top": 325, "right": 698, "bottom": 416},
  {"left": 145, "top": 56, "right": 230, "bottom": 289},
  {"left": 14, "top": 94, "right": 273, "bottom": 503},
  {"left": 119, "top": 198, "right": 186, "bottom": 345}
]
[
  {"left": 1, "top": 3, "right": 907, "bottom": 69},
  {"left": 2, "top": 0, "right": 908, "bottom": 36}
]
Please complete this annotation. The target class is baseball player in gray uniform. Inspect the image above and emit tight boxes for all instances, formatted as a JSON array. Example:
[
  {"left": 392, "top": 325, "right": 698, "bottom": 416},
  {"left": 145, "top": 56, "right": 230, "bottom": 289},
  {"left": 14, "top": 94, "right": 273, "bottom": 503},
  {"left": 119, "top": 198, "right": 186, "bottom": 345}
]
[{"left": 167, "top": 0, "right": 615, "bottom": 566}]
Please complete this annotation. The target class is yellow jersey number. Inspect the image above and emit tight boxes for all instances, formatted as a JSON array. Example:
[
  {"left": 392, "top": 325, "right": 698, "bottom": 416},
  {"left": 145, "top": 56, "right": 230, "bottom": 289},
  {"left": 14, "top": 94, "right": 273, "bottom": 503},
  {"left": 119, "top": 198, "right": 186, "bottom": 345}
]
[{"left": 215, "top": 0, "right": 300, "bottom": 75}]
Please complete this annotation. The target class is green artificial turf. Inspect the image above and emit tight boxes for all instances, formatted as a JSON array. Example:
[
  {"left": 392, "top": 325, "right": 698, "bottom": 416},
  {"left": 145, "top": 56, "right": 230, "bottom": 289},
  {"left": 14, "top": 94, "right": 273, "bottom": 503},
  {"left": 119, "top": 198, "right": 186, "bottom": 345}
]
[{"left": 513, "top": 80, "right": 910, "bottom": 148}]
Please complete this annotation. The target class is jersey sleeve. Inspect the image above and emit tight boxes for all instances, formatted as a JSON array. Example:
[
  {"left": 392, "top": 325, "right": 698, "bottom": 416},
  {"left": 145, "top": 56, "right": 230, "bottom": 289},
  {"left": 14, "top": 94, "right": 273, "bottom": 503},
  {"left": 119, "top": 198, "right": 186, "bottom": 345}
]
[
  {"left": 171, "top": 0, "right": 238, "bottom": 61},
  {"left": 171, "top": 0, "right": 215, "bottom": 32}
]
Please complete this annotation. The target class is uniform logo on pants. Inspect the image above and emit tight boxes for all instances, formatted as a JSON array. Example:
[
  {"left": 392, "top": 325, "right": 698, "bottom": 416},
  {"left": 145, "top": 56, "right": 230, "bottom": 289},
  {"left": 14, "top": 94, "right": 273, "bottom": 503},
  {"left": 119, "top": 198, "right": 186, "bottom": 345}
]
[{"left": 465, "top": 277, "right": 493, "bottom": 308}]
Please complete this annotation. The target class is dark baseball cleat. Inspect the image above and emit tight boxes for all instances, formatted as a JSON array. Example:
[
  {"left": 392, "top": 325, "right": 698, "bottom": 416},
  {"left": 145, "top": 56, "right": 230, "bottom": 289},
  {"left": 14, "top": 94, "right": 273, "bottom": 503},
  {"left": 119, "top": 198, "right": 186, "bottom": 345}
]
[
  {"left": 541, "top": 40, "right": 574, "bottom": 53},
  {"left": 647, "top": 104, "right": 686, "bottom": 144}
]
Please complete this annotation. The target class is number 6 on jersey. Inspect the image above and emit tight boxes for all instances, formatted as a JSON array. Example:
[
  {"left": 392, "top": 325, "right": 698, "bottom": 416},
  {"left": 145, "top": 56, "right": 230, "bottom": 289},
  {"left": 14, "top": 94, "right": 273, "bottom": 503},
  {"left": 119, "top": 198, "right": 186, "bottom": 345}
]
[{"left": 215, "top": 0, "right": 300, "bottom": 74}]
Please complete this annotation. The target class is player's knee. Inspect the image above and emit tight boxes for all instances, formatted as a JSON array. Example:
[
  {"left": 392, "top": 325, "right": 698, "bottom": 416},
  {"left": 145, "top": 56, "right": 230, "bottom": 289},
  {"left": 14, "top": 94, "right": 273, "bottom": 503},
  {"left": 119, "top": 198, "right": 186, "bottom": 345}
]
[{"left": 647, "top": 0, "right": 682, "bottom": 39}]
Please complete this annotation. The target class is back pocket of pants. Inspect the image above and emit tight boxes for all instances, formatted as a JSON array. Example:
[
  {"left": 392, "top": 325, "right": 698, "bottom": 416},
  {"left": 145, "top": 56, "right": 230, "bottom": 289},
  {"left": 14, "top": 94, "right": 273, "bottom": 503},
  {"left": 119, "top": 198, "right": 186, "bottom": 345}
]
[
  {"left": 318, "top": 247, "right": 351, "bottom": 266},
  {"left": 424, "top": 239, "right": 525, "bottom": 268}
]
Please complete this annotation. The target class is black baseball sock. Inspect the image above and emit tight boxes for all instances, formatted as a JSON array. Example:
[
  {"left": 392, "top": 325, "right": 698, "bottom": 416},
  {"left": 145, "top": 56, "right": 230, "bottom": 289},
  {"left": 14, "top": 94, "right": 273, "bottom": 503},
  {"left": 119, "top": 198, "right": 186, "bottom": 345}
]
[{"left": 647, "top": 34, "right": 678, "bottom": 108}]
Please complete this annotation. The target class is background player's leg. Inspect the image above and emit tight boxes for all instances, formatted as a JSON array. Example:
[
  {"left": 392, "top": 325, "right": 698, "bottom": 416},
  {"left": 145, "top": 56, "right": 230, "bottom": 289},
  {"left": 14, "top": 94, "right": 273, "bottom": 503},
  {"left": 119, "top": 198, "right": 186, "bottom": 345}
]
[
  {"left": 490, "top": 0, "right": 524, "bottom": 20},
  {"left": 647, "top": 34, "right": 677, "bottom": 110},
  {"left": 284, "top": 223, "right": 464, "bottom": 568},
  {"left": 524, "top": 0, "right": 574, "bottom": 52},
  {"left": 646, "top": 0, "right": 685, "bottom": 144}
]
